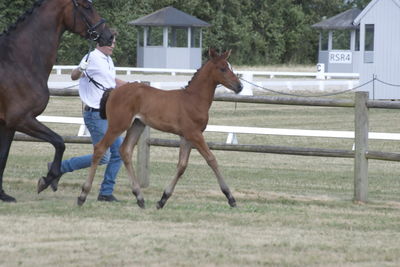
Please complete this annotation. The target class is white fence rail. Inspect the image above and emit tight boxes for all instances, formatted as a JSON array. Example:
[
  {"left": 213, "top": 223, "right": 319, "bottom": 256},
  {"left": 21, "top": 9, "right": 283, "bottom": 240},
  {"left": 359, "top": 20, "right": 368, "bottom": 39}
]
[
  {"left": 49, "top": 65, "right": 360, "bottom": 94},
  {"left": 36, "top": 115, "right": 400, "bottom": 144},
  {"left": 52, "top": 65, "right": 359, "bottom": 80}
]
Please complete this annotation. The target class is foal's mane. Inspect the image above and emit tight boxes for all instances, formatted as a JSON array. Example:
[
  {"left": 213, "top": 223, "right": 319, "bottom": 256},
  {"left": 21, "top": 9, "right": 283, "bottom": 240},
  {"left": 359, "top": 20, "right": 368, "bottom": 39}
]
[
  {"left": 184, "top": 59, "right": 211, "bottom": 89},
  {"left": 0, "top": 0, "right": 46, "bottom": 36}
]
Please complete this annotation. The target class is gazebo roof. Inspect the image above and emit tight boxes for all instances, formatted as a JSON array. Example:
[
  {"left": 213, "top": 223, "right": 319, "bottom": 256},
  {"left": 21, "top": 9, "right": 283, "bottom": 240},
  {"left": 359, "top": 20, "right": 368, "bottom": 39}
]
[
  {"left": 128, "top": 6, "right": 211, "bottom": 27},
  {"left": 312, "top": 8, "right": 362, "bottom": 30}
]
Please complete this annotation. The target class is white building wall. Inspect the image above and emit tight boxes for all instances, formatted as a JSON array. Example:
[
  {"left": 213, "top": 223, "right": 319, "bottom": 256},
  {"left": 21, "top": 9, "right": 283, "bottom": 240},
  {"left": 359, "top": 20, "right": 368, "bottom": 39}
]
[{"left": 358, "top": 0, "right": 400, "bottom": 99}]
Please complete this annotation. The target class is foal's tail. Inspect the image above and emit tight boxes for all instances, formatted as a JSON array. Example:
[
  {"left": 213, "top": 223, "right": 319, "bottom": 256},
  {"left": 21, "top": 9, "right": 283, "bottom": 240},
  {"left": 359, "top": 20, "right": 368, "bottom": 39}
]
[{"left": 100, "top": 89, "right": 113, "bottom": 119}]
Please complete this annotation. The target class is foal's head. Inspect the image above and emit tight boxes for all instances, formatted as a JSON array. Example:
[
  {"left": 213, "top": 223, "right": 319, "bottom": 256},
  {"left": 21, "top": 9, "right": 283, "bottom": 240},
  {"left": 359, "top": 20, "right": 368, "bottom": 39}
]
[
  {"left": 62, "top": 0, "right": 113, "bottom": 46},
  {"left": 208, "top": 48, "right": 243, "bottom": 94}
]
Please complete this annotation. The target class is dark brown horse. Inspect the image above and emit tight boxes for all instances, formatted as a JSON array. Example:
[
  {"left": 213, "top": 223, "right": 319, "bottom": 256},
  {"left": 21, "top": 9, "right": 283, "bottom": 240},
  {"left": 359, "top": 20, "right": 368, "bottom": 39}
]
[
  {"left": 0, "top": 0, "right": 113, "bottom": 202},
  {"left": 77, "top": 48, "right": 243, "bottom": 209}
]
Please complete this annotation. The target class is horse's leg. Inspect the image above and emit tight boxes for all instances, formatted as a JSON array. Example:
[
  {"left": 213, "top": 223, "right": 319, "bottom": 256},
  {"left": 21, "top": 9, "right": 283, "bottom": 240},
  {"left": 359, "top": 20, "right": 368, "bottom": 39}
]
[
  {"left": 0, "top": 124, "right": 17, "bottom": 202},
  {"left": 13, "top": 117, "right": 65, "bottom": 193},
  {"left": 77, "top": 129, "right": 122, "bottom": 206},
  {"left": 157, "top": 137, "right": 192, "bottom": 209},
  {"left": 119, "top": 119, "right": 146, "bottom": 208},
  {"left": 189, "top": 133, "right": 236, "bottom": 207}
]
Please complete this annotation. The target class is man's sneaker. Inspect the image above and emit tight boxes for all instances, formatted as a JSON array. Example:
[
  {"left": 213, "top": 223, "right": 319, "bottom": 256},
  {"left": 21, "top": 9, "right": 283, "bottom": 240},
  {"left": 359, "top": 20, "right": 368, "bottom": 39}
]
[{"left": 97, "top": 194, "right": 119, "bottom": 202}]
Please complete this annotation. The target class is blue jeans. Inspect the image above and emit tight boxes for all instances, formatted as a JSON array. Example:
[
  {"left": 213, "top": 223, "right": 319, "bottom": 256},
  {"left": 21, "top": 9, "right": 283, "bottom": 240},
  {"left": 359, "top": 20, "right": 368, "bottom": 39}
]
[{"left": 60, "top": 111, "right": 123, "bottom": 195}]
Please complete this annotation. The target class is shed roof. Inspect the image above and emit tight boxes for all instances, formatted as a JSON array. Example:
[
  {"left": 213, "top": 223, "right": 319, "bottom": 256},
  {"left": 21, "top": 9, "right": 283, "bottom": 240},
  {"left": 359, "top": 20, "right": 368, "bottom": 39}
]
[
  {"left": 312, "top": 8, "right": 361, "bottom": 30},
  {"left": 128, "top": 6, "right": 211, "bottom": 27}
]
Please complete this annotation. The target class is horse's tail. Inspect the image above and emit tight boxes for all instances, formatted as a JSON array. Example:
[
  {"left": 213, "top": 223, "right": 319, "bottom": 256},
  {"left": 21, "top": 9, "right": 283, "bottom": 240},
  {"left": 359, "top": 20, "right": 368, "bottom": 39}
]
[{"left": 100, "top": 89, "right": 113, "bottom": 119}]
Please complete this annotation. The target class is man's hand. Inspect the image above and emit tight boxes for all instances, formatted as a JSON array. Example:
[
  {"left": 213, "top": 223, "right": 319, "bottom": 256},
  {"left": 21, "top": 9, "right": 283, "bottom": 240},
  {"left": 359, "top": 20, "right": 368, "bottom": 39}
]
[{"left": 78, "top": 61, "right": 88, "bottom": 72}]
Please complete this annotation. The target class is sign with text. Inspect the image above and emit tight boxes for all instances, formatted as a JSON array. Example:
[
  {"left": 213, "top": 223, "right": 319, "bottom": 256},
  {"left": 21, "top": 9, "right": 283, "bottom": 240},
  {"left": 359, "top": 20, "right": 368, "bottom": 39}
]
[{"left": 329, "top": 52, "right": 352, "bottom": 64}]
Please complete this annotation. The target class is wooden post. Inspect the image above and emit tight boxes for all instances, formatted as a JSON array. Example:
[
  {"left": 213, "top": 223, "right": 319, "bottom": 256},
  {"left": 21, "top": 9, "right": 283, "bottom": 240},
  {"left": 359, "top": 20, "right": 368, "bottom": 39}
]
[
  {"left": 137, "top": 126, "right": 150, "bottom": 188},
  {"left": 354, "top": 91, "right": 369, "bottom": 203}
]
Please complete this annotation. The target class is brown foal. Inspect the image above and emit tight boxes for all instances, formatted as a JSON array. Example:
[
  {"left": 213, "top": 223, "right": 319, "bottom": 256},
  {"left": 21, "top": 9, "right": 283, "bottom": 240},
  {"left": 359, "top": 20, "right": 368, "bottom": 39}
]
[{"left": 77, "top": 48, "right": 243, "bottom": 209}]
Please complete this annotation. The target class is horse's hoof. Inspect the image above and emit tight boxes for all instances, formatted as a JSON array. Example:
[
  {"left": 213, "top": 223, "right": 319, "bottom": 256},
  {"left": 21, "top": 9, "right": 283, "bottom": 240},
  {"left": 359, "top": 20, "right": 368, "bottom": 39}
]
[
  {"left": 50, "top": 178, "right": 60, "bottom": 192},
  {"left": 37, "top": 177, "right": 50, "bottom": 194},
  {"left": 228, "top": 198, "right": 237, "bottom": 207},
  {"left": 77, "top": 196, "right": 86, "bottom": 206},
  {"left": 0, "top": 190, "right": 16, "bottom": 202},
  {"left": 156, "top": 201, "right": 164, "bottom": 209},
  {"left": 137, "top": 199, "right": 145, "bottom": 209},
  {"left": 47, "top": 162, "right": 63, "bottom": 192}
]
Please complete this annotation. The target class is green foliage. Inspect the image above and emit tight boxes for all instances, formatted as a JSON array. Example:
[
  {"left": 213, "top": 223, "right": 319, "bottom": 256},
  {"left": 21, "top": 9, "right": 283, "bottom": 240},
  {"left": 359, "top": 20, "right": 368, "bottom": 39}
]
[{"left": 1, "top": 0, "right": 368, "bottom": 66}]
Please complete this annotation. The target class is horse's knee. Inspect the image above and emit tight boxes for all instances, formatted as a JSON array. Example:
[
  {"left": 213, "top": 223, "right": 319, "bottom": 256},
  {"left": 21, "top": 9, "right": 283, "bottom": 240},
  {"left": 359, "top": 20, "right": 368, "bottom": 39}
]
[
  {"left": 119, "top": 146, "right": 131, "bottom": 163},
  {"left": 93, "top": 145, "right": 109, "bottom": 165},
  {"left": 56, "top": 142, "right": 66, "bottom": 153},
  {"left": 176, "top": 162, "right": 188, "bottom": 177},
  {"left": 51, "top": 135, "right": 65, "bottom": 153},
  {"left": 206, "top": 157, "right": 218, "bottom": 168}
]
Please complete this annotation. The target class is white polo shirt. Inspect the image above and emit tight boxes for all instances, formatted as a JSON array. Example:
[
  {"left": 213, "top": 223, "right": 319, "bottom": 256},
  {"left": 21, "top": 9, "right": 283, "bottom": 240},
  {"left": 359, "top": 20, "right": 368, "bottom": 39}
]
[{"left": 78, "top": 48, "right": 116, "bottom": 109}]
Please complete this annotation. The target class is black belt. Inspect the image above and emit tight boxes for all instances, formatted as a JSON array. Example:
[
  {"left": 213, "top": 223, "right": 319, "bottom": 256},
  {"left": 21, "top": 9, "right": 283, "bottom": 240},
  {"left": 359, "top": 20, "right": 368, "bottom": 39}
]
[{"left": 84, "top": 106, "right": 100, "bottom": 112}]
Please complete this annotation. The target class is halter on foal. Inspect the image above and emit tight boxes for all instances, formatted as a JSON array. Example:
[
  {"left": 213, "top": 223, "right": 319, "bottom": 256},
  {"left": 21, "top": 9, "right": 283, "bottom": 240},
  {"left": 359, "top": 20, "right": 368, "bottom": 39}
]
[
  {"left": 0, "top": 0, "right": 113, "bottom": 202},
  {"left": 78, "top": 48, "right": 243, "bottom": 209}
]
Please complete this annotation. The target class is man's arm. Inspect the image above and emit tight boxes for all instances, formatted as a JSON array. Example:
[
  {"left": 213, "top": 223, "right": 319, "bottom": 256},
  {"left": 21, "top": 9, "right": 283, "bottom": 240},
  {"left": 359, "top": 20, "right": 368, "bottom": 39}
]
[
  {"left": 71, "top": 61, "right": 88, "bottom": 81},
  {"left": 71, "top": 68, "right": 83, "bottom": 80}
]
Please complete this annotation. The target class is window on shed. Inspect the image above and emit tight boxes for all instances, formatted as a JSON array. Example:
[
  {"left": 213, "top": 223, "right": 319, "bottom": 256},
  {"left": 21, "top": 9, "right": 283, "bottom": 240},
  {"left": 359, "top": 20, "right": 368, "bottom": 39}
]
[
  {"left": 355, "top": 29, "right": 360, "bottom": 51},
  {"left": 364, "top": 24, "right": 374, "bottom": 63},
  {"left": 168, "top": 27, "right": 188, "bottom": 47},
  {"left": 191, "top": 28, "right": 201, "bottom": 48},
  {"left": 364, "top": 24, "right": 374, "bottom": 51},
  {"left": 320, "top": 31, "right": 329, "bottom": 51},
  {"left": 147, "top": 27, "right": 163, "bottom": 46},
  {"left": 332, "top": 30, "right": 351, "bottom": 50},
  {"left": 138, "top": 27, "right": 144, "bottom": 47}
]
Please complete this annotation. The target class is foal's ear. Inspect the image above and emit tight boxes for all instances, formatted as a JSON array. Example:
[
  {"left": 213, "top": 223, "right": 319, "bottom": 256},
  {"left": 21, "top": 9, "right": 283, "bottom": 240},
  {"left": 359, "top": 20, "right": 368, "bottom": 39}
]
[
  {"left": 222, "top": 50, "right": 232, "bottom": 59},
  {"left": 209, "top": 48, "right": 218, "bottom": 59}
]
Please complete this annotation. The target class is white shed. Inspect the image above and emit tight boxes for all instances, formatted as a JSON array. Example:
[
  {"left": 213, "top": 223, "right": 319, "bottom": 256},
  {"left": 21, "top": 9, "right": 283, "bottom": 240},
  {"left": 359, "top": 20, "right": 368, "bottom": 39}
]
[
  {"left": 353, "top": 0, "right": 400, "bottom": 99},
  {"left": 312, "top": 8, "right": 362, "bottom": 73},
  {"left": 128, "top": 7, "right": 210, "bottom": 69}
]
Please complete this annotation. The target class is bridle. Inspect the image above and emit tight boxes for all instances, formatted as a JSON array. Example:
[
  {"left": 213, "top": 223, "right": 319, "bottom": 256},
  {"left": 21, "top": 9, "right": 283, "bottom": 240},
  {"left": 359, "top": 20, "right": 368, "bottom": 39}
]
[
  {"left": 70, "top": 0, "right": 111, "bottom": 92},
  {"left": 71, "top": 0, "right": 107, "bottom": 42}
]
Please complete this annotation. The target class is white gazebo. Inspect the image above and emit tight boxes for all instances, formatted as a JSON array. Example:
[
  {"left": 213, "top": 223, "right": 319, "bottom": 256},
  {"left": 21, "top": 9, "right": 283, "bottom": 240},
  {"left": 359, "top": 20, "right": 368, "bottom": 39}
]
[
  {"left": 312, "top": 8, "right": 362, "bottom": 73},
  {"left": 128, "top": 6, "right": 210, "bottom": 69}
]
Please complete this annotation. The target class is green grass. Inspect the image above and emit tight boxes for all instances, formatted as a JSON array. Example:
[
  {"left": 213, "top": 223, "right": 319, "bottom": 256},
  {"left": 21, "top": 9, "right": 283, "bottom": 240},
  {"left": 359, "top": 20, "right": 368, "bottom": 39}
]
[{"left": 1, "top": 91, "right": 400, "bottom": 266}]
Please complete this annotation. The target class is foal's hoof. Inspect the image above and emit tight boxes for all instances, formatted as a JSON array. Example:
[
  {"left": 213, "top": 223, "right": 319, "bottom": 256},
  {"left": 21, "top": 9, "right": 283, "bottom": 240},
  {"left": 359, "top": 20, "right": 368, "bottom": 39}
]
[
  {"left": 137, "top": 199, "right": 145, "bottom": 209},
  {"left": 37, "top": 177, "right": 50, "bottom": 194},
  {"left": 0, "top": 190, "right": 16, "bottom": 202},
  {"left": 77, "top": 196, "right": 86, "bottom": 206},
  {"left": 228, "top": 198, "right": 237, "bottom": 207}
]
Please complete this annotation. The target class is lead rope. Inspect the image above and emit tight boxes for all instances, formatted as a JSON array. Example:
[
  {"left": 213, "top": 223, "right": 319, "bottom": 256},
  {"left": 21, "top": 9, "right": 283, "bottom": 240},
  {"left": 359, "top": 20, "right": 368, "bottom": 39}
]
[{"left": 82, "top": 40, "right": 108, "bottom": 92}]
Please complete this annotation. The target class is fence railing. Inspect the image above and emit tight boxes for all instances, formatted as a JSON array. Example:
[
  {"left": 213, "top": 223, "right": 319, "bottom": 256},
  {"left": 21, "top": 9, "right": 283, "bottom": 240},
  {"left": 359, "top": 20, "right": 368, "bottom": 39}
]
[
  {"left": 14, "top": 90, "right": 400, "bottom": 203},
  {"left": 50, "top": 65, "right": 359, "bottom": 95},
  {"left": 52, "top": 65, "right": 359, "bottom": 80}
]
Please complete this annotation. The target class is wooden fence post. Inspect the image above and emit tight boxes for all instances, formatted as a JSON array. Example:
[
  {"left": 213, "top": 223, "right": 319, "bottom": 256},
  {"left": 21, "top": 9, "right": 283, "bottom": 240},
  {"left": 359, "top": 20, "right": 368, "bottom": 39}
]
[
  {"left": 354, "top": 91, "right": 369, "bottom": 203},
  {"left": 137, "top": 126, "right": 150, "bottom": 188}
]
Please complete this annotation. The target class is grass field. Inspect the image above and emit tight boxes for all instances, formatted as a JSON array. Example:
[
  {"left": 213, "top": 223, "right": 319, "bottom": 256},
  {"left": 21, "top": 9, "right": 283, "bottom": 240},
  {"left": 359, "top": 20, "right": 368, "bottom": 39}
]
[{"left": 1, "top": 89, "right": 400, "bottom": 266}]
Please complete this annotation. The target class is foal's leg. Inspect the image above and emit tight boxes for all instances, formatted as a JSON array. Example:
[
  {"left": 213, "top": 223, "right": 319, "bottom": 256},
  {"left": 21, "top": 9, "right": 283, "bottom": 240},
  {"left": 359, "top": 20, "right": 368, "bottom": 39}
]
[
  {"left": 119, "top": 119, "right": 146, "bottom": 208},
  {"left": 0, "top": 124, "right": 17, "bottom": 202},
  {"left": 157, "top": 137, "right": 192, "bottom": 209},
  {"left": 77, "top": 129, "right": 122, "bottom": 206},
  {"left": 189, "top": 133, "right": 236, "bottom": 207}
]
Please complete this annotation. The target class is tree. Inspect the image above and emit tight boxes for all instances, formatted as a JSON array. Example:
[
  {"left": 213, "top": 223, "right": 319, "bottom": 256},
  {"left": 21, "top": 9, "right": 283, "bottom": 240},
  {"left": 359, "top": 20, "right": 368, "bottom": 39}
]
[{"left": 0, "top": 0, "right": 372, "bottom": 66}]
